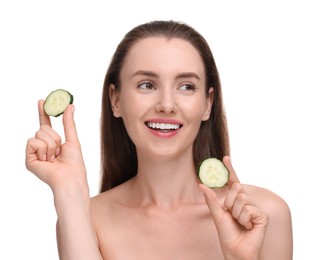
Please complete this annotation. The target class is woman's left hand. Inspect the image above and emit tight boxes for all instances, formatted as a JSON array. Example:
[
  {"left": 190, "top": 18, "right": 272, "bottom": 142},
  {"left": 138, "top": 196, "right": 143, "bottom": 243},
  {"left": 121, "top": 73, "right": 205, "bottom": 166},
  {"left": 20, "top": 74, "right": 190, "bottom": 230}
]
[{"left": 199, "top": 156, "right": 269, "bottom": 260}]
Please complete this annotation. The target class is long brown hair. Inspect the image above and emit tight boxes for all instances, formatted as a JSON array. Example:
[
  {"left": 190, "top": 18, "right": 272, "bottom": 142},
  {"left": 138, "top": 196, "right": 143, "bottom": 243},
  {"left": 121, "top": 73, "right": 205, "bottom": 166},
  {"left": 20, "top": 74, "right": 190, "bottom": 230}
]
[{"left": 100, "top": 20, "right": 230, "bottom": 192}]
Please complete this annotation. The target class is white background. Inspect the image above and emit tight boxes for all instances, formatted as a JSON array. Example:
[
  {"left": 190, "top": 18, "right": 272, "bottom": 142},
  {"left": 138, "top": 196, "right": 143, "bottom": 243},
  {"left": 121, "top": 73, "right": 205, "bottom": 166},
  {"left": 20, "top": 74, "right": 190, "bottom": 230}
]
[{"left": 1, "top": 0, "right": 328, "bottom": 259}]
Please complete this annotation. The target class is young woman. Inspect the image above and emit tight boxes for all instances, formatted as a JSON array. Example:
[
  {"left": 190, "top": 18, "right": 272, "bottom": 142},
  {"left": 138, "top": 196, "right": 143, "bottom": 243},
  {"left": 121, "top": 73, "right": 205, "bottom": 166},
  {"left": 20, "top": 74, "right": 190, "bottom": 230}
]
[{"left": 26, "top": 20, "right": 293, "bottom": 259}]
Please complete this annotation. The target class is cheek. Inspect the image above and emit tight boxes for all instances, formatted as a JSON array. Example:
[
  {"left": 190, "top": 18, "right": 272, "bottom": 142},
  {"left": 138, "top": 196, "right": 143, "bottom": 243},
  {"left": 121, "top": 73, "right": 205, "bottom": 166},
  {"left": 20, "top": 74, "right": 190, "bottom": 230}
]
[
  {"left": 119, "top": 92, "right": 145, "bottom": 116},
  {"left": 119, "top": 109, "right": 141, "bottom": 145},
  {"left": 118, "top": 95, "right": 149, "bottom": 131},
  {"left": 182, "top": 98, "right": 209, "bottom": 121}
]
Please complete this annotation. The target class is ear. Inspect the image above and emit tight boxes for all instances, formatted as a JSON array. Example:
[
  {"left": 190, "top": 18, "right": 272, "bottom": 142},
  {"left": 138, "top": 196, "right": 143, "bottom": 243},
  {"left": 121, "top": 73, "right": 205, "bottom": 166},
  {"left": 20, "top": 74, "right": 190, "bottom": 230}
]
[
  {"left": 109, "top": 84, "right": 121, "bottom": 118},
  {"left": 202, "top": 87, "right": 214, "bottom": 121}
]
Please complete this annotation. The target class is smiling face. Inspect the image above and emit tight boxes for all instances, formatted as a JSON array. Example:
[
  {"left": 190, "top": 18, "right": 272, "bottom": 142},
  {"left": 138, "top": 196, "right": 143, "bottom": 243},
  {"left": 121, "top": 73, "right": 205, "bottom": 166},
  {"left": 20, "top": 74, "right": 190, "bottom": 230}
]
[{"left": 110, "top": 37, "right": 213, "bottom": 159}]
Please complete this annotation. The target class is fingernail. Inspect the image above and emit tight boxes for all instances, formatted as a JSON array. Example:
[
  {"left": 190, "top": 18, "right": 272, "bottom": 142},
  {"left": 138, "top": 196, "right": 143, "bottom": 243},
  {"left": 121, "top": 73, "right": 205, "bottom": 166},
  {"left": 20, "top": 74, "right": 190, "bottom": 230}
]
[
  {"left": 55, "top": 147, "right": 61, "bottom": 156},
  {"left": 71, "top": 105, "right": 75, "bottom": 115},
  {"left": 42, "top": 154, "right": 47, "bottom": 161}
]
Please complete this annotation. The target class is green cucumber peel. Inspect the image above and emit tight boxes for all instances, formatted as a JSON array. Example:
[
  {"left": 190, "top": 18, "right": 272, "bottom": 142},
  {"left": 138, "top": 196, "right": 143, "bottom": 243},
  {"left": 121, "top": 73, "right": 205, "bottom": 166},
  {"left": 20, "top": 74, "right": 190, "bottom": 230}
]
[{"left": 43, "top": 89, "right": 74, "bottom": 117}]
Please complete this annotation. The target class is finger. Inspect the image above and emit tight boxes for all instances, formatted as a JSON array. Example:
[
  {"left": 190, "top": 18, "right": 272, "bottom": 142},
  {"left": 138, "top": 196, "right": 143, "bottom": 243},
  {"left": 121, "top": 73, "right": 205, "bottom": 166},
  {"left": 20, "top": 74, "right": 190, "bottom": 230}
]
[
  {"left": 35, "top": 129, "right": 61, "bottom": 162},
  {"left": 38, "top": 100, "right": 52, "bottom": 127},
  {"left": 26, "top": 138, "right": 47, "bottom": 166},
  {"left": 62, "top": 104, "right": 79, "bottom": 145},
  {"left": 238, "top": 204, "right": 254, "bottom": 230},
  {"left": 26, "top": 138, "right": 53, "bottom": 183},
  {"left": 37, "top": 122, "right": 62, "bottom": 145},
  {"left": 224, "top": 182, "right": 246, "bottom": 212},
  {"left": 199, "top": 183, "right": 225, "bottom": 220},
  {"left": 223, "top": 156, "right": 240, "bottom": 186},
  {"left": 231, "top": 192, "right": 257, "bottom": 221},
  {"left": 238, "top": 205, "right": 269, "bottom": 230}
]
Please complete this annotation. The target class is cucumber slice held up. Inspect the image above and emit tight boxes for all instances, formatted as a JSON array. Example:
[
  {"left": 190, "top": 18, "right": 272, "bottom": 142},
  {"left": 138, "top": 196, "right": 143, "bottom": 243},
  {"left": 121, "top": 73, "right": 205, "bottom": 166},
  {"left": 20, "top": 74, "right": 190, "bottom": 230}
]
[
  {"left": 198, "top": 158, "right": 229, "bottom": 188},
  {"left": 43, "top": 89, "right": 74, "bottom": 117}
]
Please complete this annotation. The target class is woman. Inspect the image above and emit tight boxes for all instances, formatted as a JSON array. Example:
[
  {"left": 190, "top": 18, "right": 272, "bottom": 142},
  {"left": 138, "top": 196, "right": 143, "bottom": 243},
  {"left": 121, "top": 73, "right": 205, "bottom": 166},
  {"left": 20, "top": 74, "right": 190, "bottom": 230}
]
[{"left": 26, "top": 20, "right": 293, "bottom": 259}]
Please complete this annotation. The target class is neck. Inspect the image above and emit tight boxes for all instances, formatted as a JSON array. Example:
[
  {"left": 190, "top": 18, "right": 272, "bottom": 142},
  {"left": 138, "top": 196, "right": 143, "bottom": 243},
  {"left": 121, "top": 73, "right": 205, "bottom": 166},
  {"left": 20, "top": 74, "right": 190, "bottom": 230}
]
[{"left": 131, "top": 152, "right": 203, "bottom": 208}]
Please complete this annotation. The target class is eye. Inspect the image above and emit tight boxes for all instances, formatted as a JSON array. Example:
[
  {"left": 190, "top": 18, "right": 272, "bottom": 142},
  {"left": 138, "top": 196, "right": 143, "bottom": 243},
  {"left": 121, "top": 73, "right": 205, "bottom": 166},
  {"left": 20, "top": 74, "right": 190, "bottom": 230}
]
[
  {"left": 138, "top": 81, "right": 156, "bottom": 90},
  {"left": 179, "top": 82, "right": 196, "bottom": 91}
]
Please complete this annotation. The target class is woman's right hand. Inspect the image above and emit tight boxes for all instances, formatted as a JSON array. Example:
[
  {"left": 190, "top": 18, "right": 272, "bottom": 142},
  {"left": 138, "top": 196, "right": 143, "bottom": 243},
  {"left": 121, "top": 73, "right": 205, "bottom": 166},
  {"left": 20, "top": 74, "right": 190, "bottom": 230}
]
[{"left": 25, "top": 100, "right": 88, "bottom": 193}]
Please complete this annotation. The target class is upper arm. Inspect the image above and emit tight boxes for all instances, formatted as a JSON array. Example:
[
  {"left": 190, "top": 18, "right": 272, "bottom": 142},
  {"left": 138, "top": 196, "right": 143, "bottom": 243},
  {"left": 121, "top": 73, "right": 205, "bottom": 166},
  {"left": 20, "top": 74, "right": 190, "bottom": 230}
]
[
  {"left": 254, "top": 188, "right": 293, "bottom": 260},
  {"left": 56, "top": 210, "right": 104, "bottom": 260}
]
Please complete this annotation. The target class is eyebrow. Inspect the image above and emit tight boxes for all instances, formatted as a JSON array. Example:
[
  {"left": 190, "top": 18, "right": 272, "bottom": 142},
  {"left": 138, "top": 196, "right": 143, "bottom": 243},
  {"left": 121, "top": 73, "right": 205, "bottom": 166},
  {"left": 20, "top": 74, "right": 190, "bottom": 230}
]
[{"left": 131, "top": 70, "right": 201, "bottom": 80}]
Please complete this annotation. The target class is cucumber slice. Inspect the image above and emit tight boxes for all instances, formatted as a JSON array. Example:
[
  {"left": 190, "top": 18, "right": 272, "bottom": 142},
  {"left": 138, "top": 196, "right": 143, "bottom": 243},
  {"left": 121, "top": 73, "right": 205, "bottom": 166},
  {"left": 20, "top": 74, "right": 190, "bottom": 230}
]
[
  {"left": 43, "top": 89, "right": 74, "bottom": 117},
  {"left": 198, "top": 158, "right": 229, "bottom": 188}
]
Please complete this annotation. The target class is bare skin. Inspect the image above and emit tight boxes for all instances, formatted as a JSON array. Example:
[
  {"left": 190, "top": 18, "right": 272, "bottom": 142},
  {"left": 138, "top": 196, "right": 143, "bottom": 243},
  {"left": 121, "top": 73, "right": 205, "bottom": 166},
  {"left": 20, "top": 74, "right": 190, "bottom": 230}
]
[
  {"left": 26, "top": 101, "right": 102, "bottom": 260},
  {"left": 26, "top": 100, "right": 292, "bottom": 260},
  {"left": 26, "top": 37, "right": 293, "bottom": 259},
  {"left": 90, "top": 159, "right": 292, "bottom": 260}
]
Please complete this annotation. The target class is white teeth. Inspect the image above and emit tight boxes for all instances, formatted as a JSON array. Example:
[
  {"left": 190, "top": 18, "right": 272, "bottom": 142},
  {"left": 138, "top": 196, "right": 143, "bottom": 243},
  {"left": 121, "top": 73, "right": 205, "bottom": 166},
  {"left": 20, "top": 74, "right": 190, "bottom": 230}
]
[{"left": 147, "top": 122, "right": 180, "bottom": 130}]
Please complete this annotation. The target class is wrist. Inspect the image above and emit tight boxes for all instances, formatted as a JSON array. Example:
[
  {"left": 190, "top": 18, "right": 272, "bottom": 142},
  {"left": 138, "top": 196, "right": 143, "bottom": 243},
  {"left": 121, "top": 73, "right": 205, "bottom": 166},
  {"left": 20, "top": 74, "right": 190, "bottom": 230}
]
[
  {"left": 224, "top": 252, "right": 260, "bottom": 260},
  {"left": 52, "top": 180, "right": 91, "bottom": 215}
]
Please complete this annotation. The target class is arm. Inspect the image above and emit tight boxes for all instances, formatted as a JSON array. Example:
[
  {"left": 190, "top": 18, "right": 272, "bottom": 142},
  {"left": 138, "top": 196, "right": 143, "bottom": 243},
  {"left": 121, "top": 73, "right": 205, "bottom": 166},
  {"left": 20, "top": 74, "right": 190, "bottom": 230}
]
[
  {"left": 55, "top": 185, "right": 103, "bottom": 260},
  {"left": 255, "top": 188, "right": 293, "bottom": 260},
  {"left": 26, "top": 100, "right": 102, "bottom": 260}
]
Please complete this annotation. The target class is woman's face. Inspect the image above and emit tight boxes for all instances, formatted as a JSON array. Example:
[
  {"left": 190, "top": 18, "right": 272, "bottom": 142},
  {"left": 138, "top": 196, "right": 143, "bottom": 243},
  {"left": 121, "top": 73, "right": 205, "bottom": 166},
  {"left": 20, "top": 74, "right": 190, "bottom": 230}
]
[{"left": 110, "top": 37, "right": 213, "bottom": 159}]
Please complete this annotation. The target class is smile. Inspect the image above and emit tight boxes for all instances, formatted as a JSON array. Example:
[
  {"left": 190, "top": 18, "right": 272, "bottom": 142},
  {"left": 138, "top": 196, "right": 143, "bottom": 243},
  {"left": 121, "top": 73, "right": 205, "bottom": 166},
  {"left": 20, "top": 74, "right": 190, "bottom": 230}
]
[{"left": 146, "top": 122, "right": 182, "bottom": 132}]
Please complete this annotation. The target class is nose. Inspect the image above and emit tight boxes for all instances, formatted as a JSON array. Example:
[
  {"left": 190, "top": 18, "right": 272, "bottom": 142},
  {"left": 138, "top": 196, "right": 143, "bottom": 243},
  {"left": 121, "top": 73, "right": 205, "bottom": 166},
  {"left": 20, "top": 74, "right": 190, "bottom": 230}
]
[{"left": 155, "top": 88, "right": 177, "bottom": 114}]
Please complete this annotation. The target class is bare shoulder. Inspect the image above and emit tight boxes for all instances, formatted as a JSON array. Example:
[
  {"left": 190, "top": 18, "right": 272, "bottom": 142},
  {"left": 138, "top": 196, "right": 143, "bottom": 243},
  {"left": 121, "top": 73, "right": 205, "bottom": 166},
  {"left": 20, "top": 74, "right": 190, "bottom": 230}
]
[
  {"left": 243, "top": 184, "right": 293, "bottom": 260},
  {"left": 243, "top": 184, "right": 291, "bottom": 216},
  {"left": 90, "top": 180, "right": 134, "bottom": 235},
  {"left": 90, "top": 181, "right": 137, "bottom": 238},
  {"left": 242, "top": 184, "right": 292, "bottom": 231},
  {"left": 90, "top": 180, "right": 132, "bottom": 213}
]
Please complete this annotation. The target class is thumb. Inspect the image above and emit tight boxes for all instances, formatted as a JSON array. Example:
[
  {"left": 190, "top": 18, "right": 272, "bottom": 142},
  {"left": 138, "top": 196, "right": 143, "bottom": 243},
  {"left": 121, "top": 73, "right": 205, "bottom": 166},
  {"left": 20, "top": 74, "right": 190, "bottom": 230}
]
[{"left": 62, "top": 104, "right": 80, "bottom": 145}]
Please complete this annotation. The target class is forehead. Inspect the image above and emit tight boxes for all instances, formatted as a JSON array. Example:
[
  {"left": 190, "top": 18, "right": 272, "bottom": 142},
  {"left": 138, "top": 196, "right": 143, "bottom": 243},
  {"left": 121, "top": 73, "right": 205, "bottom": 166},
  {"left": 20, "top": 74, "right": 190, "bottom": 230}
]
[{"left": 121, "top": 37, "right": 205, "bottom": 79}]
